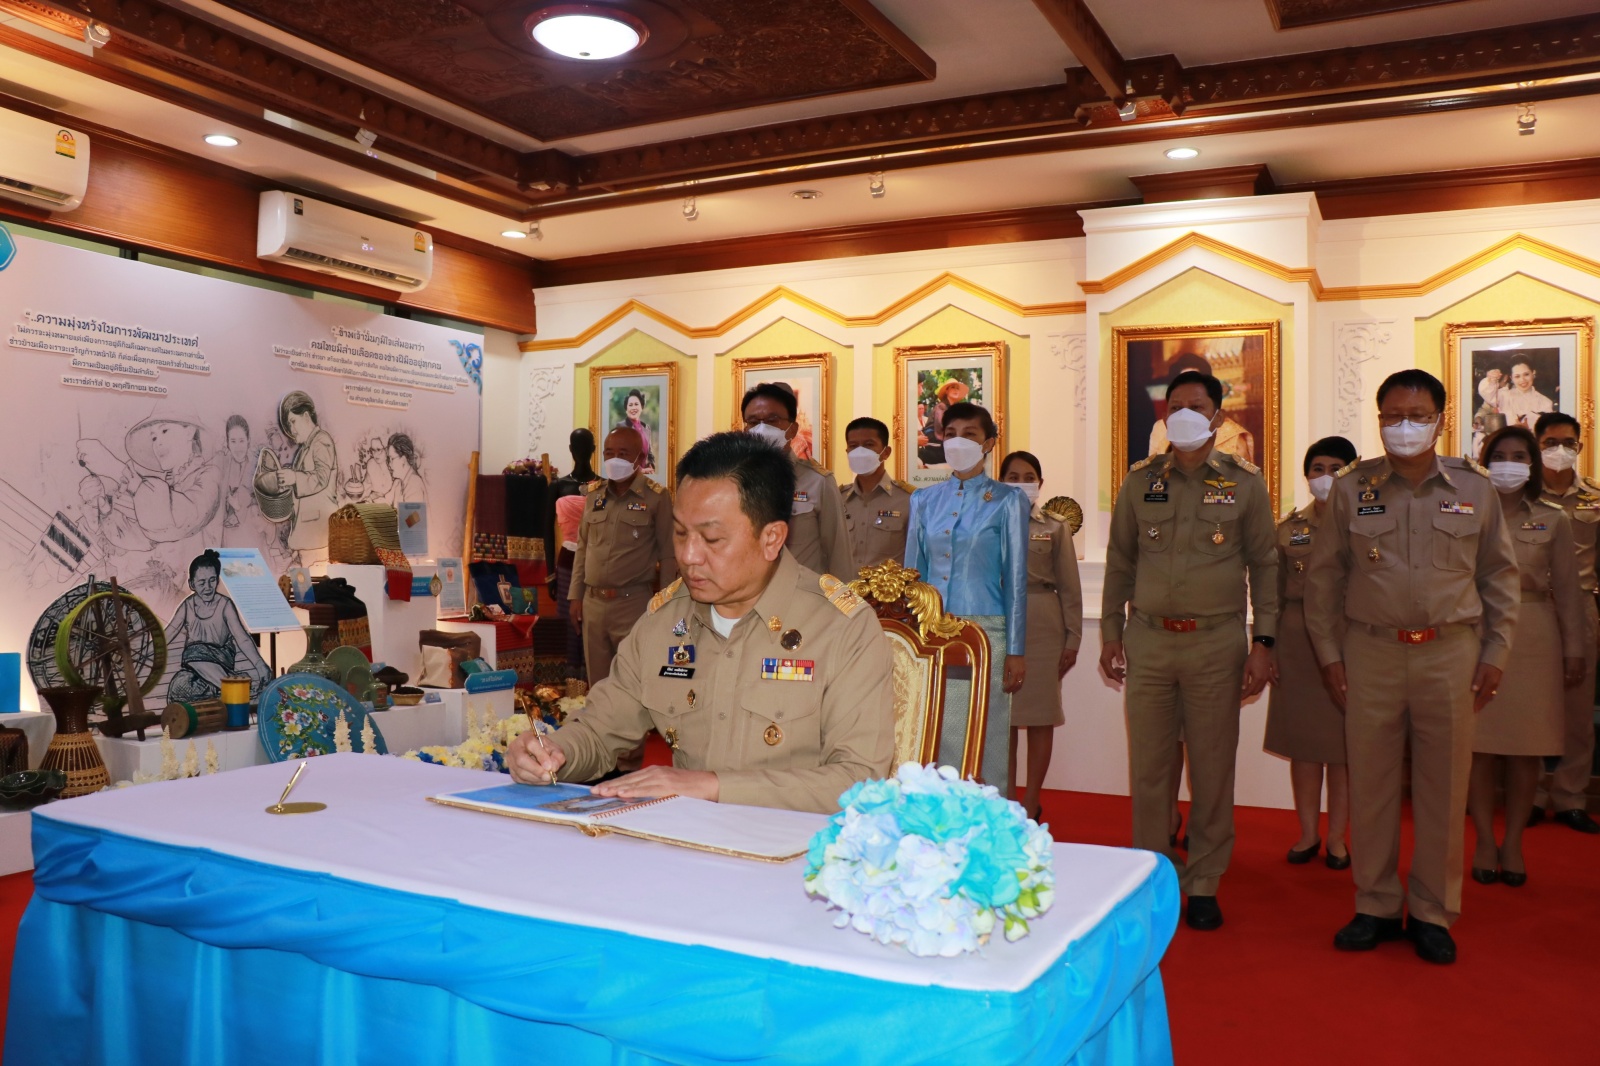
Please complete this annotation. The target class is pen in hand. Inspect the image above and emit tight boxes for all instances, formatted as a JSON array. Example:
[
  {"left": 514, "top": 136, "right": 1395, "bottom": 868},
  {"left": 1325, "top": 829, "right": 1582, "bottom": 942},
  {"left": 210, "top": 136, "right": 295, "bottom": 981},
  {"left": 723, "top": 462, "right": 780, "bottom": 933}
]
[{"left": 532, "top": 729, "right": 557, "bottom": 785}]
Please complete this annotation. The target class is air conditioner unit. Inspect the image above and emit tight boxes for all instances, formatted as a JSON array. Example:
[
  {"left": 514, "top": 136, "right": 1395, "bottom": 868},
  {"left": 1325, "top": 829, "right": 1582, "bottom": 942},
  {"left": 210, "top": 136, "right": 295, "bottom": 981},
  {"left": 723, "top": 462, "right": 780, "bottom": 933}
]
[
  {"left": 257, "top": 190, "right": 433, "bottom": 293},
  {"left": 0, "top": 108, "right": 90, "bottom": 212}
]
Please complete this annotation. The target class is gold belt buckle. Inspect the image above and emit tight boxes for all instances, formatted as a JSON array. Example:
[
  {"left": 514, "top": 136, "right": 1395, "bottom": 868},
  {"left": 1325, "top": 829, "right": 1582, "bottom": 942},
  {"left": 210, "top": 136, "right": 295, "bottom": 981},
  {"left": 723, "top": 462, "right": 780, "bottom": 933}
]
[
  {"left": 1398, "top": 627, "right": 1437, "bottom": 644},
  {"left": 596, "top": 588, "right": 619, "bottom": 600}
]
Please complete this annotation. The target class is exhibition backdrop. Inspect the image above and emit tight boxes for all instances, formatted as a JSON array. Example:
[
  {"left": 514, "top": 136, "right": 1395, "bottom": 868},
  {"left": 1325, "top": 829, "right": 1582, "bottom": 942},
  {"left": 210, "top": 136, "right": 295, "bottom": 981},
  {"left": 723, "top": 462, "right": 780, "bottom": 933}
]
[{"left": 0, "top": 226, "right": 482, "bottom": 708}]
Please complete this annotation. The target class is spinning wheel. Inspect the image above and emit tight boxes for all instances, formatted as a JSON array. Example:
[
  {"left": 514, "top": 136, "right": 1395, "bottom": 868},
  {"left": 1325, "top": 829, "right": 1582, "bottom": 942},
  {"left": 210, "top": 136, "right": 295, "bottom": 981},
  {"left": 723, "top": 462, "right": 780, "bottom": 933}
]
[
  {"left": 54, "top": 588, "right": 167, "bottom": 716},
  {"left": 27, "top": 579, "right": 112, "bottom": 691}
]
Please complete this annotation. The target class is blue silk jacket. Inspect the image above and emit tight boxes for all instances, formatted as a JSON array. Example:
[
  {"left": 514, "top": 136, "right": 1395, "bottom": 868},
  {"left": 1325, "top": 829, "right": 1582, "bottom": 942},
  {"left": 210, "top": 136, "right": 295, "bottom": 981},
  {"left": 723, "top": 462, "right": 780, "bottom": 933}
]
[{"left": 904, "top": 472, "right": 1028, "bottom": 655}]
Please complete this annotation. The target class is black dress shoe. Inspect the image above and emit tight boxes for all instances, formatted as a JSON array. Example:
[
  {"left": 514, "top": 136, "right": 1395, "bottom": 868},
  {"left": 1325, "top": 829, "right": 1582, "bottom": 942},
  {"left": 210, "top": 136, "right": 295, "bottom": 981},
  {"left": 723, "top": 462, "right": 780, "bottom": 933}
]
[
  {"left": 1407, "top": 918, "right": 1457, "bottom": 964},
  {"left": 1333, "top": 913, "right": 1404, "bottom": 951},
  {"left": 1324, "top": 850, "right": 1351, "bottom": 871},
  {"left": 1184, "top": 895, "right": 1223, "bottom": 931},
  {"left": 1553, "top": 809, "right": 1600, "bottom": 834},
  {"left": 1499, "top": 868, "right": 1527, "bottom": 887},
  {"left": 1526, "top": 807, "right": 1546, "bottom": 828},
  {"left": 1287, "top": 840, "right": 1321, "bottom": 864},
  {"left": 1470, "top": 867, "right": 1499, "bottom": 885}
]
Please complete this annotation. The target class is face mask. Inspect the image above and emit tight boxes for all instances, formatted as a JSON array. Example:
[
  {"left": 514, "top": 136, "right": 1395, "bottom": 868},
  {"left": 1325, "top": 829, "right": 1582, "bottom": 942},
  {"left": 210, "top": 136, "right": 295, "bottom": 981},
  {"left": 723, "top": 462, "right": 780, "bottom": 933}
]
[
  {"left": 941, "top": 436, "right": 985, "bottom": 474},
  {"left": 847, "top": 446, "right": 883, "bottom": 477},
  {"left": 601, "top": 457, "right": 637, "bottom": 481},
  {"left": 1543, "top": 445, "right": 1578, "bottom": 472},
  {"left": 1489, "top": 461, "right": 1531, "bottom": 492},
  {"left": 1165, "top": 407, "right": 1216, "bottom": 452},
  {"left": 748, "top": 423, "right": 788, "bottom": 448},
  {"left": 1380, "top": 419, "right": 1437, "bottom": 459},
  {"left": 1308, "top": 474, "right": 1334, "bottom": 501},
  {"left": 1014, "top": 482, "right": 1041, "bottom": 503}
]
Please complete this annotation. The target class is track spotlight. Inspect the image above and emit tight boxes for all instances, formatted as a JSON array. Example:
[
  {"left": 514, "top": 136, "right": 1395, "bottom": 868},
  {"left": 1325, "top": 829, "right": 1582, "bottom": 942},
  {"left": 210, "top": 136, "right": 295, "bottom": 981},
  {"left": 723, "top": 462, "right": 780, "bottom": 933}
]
[
  {"left": 682, "top": 196, "right": 699, "bottom": 222},
  {"left": 83, "top": 21, "right": 111, "bottom": 46},
  {"left": 528, "top": 219, "right": 543, "bottom": 241},
  {"left": 869, "top": 172, "right": 886, "bottom": 199},
  {"left": 354, "top": 128, "right": 378, "bottom": 149},
  {"left": 1517, "top": 104, "right": 1537, "bottom": 136}
]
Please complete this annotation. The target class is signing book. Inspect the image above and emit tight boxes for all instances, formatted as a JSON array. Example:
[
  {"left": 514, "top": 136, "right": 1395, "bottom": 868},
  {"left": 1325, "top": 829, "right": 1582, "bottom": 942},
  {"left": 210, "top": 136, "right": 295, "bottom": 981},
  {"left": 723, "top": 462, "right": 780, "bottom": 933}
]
[{"left": 428, "top": 782, "right": 825, "bottom": 862}]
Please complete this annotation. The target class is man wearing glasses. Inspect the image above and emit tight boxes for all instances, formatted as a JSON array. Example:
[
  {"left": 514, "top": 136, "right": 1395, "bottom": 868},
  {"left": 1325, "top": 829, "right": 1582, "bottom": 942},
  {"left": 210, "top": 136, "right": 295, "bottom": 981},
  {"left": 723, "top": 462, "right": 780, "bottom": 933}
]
[
  {"left": 740, "top": 383, "right": 853, "bottom": 579},
  {"left": 1305, "top": 369, "right": 1519, "bottom": 965},
  {"left": 1532, "top": 412, "right": 1600, "bottom": 833}
]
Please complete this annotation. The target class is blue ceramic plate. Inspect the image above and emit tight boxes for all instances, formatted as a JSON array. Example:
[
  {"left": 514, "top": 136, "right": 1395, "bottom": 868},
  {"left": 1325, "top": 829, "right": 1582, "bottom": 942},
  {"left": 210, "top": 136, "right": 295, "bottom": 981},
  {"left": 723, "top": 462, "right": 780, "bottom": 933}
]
[{"left": 257, "top": 674, "right": 388, "bottom": 762}]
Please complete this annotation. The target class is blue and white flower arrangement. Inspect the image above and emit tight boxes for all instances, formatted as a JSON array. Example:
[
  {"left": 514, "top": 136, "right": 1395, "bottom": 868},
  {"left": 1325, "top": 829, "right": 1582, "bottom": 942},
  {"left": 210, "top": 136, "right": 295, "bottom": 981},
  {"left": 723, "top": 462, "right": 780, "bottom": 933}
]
[{"left": 803, "top": 763, "right": 1056, "bottom": 957}]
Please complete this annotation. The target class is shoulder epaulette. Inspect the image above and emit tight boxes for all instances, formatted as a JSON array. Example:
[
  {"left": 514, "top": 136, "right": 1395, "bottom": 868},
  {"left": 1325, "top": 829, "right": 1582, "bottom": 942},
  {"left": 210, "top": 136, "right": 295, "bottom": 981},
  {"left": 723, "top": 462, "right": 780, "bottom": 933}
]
[
  {"left": 818, "top": 573, "right": 868, "bottom": 617},
  {"left": 1128, "top": 455, "right": 1158, "bottom": 473},
  {"left": 1224, "top": 453, "right": 1261, "bottom": 476},
  {"left": 644, "top": 478, "right": 666, "bottom": 494},
  {"left": 584, "top": 478, "right": 605, "bottom": 493},
  {"left": 1443, "top": 456, "right": 1490, "bottom": 478},
  {"left": 648, "top": 578, "right": 684, "bottom": 614},
  {"left": 1538, "top": 497, "right": 1566, "bottom": 511},
  {"left": 1280, "top": 506, "right": 1305, "bottom": 522},
  {"left": 1580, "top": 474, "right": 1600, "bottom": 493},
  {"left": 894, "top": 478, "right": 917, "bottom": 495},
  {"left": 804, "top": 457, "right": 830, "bottom": 474},
  {"left": 1333, "top": 460, "right": 1361, "bottom": 479}
]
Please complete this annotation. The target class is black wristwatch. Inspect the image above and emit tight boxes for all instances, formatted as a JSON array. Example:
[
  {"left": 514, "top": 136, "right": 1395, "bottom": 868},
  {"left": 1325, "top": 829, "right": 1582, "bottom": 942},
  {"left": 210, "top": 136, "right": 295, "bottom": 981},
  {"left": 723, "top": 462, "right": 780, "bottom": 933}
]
[{"left": 1252, "top": 635, "right": 1276, "bottom": 649}]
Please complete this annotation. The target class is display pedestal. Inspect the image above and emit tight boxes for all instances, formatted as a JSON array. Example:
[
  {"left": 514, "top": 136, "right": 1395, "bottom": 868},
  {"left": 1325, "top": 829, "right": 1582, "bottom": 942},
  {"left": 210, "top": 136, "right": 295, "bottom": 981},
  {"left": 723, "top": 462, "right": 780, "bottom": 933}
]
[
  {"left": 325, "top": 563, "right": 440, "bottom": 674},
  {"left": 98, "top": 727, "right": 271, "bottom": 784},
  {"left": 1, "top": 711, "right": 57, "bottom": 769},
  {"left": 373, "top": 688, "right": 515, "bottom": 754},
  {"left": 433, "top": 620, "right": 501, "bottom": 668},
  {"left": 0, "top": 811, "right": 32, "bottom": 876}
]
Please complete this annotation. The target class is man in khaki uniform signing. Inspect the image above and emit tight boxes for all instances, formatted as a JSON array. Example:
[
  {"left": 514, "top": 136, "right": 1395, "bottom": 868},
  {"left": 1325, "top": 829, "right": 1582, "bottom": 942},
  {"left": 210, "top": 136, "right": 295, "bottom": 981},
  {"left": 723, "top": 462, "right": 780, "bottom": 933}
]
[
  {"left": 742, "top": 383, "right": 854, "bottom": 579},
  {"left": 1101, "top": 370, "right": 1278, "bottom": 933},
  {"left": 840, "top": 416, "right": 915, "bottom": 572},
  {"left": 1305, "top": 369, "right": 1519, "bottom": 965},
  {"left": 570, "top": 425, "right": 676, "bottom": 685},
  {"left": 510, "top": 431, "right": 895, "bottom": 813},
  {"left": 1533, "top": 411, "right": 1600, "bottom": 833}
]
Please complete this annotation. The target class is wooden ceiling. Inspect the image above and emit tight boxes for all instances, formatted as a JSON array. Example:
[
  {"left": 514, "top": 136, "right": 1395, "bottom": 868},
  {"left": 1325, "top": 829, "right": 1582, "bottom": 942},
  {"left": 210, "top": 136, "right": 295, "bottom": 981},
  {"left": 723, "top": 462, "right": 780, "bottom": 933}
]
[{"left": 8, "top": 0, "right": 1600, "bottom": 227}]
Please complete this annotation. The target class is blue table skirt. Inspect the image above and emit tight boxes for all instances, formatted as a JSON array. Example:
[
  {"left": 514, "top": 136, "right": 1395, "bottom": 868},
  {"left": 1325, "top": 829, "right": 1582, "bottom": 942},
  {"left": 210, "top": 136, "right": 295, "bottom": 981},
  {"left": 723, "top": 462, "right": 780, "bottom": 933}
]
[{"left": 6, "top": 816, "right": 1179, "bottom": 1066}]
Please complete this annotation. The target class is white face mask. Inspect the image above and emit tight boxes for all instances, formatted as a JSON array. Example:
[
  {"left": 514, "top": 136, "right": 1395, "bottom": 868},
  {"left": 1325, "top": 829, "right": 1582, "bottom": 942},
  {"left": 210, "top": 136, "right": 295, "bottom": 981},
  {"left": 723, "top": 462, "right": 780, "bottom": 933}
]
[
  {"left": 847, "top": 446, "right": 883, "bottom": 477},
  {"left": 601, "top": 457, "right": 637, "bottom": 482},
  {"left": 1308, "top": 474, "right": 1334, "bottom": 501},
  {"left": 748, "top": 423, "right": 788, "bottom": 448},
  {"left": 941, "top": 436, "right": 986, "bottom": 474},
  {"left": 1014, "top": 482, "right": 1041, "bottom": 503},
  {"left": 1380, "top": 419, "right": 1437, "bottom": 459},
  {"left": 1165, "top": 407, "right": 1217, "bottom": 452},
  {"left": 1489, "top": 460, "right": 1531, "bottom": 492},
  {"left": 1543, "top": 445, "right": 1578, "bottom": 472}
]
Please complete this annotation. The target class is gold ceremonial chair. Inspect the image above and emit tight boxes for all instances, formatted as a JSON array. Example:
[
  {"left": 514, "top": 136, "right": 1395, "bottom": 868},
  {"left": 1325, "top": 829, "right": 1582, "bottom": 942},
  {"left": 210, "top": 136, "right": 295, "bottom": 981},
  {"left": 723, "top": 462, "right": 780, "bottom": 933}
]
[{"left": 848, "top": 560, "right": 990, "bottom": 780}]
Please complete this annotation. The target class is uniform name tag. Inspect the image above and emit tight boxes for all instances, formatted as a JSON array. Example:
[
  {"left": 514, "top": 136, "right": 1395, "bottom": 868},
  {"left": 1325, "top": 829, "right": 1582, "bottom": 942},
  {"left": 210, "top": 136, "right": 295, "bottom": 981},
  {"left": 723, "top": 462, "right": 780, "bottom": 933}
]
[
  {"left": 659, "top": 666, "right": 694, "bottom": 679},
  {"left": 761, "top": 658, "right": 815, "bottom": 681},
  {"left": 1030, "top": 532, "right": 1053, "bottom": 542},
  {"left": 1144, "top": 493, "right": 1169, "bottom": 503},
  {"left": 1289, "top": 532, "right": 1311, "bottom": 546},
  {"left": 626, "top": 502, "right": 647, "bottom": 511},
  {"left": 1440, "top": 501, "right": 1474, "bottom": 515},
  {"left": 1201, "top": 492, "right": 1236, "bottom": 505},
  {"left": 1357, "top": 505, "right": 1386, "bottom": 516}
]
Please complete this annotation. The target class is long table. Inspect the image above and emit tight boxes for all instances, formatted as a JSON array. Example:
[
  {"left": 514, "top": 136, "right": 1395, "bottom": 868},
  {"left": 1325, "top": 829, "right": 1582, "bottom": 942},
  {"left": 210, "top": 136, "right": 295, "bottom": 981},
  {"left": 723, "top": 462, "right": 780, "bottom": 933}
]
[{"left": 6, "top": 754, "right": 1178, "bottom": 1066}]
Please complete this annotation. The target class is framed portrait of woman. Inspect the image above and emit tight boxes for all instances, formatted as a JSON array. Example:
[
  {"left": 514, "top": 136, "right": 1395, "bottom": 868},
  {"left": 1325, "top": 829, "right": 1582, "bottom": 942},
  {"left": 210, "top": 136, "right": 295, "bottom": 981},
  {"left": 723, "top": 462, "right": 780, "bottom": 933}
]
[
  {"left": 589, "top": 363, "right": 678, "bottom": 489},
  {"left": 1442, "top": 318, "right": 1595, "bottom": 472},
  {"left": 1110, "top": 321, "right": 1282, "bottom": 508},
  {"left": 729, "top": 353, "right": 833, "bottom": 464},
  {"left": 894, "top": 342, "right": 1007, "bottom": 488}
]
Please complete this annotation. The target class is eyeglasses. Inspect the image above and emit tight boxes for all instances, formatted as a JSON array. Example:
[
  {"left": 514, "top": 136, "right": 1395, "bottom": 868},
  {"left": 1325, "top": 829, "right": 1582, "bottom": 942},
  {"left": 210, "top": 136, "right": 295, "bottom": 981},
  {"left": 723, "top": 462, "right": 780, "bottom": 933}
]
[
  {"left": 743, "top": 414, "right": 790, "bottom": 428},
  {"left": 1539, "top": 440, "right": 1581, "bottom": 452},
  {"left": 1377, "top": 412, "right": 1441, "bottom": 428}
]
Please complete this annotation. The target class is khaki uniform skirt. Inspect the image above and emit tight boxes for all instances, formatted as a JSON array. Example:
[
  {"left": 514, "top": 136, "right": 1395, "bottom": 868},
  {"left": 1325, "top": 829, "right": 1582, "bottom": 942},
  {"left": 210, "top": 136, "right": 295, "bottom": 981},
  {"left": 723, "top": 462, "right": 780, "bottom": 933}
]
[
  {"left": 1474, "top": 597, "right": 1564, "bottom": 755},
  {"left": 1264, "top": 600, "right": 1347, "bottom": 764},
  {"left": 1013, "top": 589, "right": 1067, "bottom": 727}
]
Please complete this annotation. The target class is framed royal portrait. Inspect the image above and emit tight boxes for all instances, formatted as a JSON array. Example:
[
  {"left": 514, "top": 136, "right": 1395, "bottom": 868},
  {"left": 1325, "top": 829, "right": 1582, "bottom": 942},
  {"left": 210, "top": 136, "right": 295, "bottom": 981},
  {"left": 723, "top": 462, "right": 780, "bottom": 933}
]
[
  {"left": 730, "top": 352, "right": 833, "bottom": 464},
  {"left": 1110, "top": 321, "right": 1282, "bottom": 506},
  {"left": 894, "top": 342, "right": 1007, "bottom": 488},
  {"left": 589, "top": 362, "right": 678, "bottom": 489},
  {"left": 1443, "top": 318, "right": 1596, "bottom": 472}
]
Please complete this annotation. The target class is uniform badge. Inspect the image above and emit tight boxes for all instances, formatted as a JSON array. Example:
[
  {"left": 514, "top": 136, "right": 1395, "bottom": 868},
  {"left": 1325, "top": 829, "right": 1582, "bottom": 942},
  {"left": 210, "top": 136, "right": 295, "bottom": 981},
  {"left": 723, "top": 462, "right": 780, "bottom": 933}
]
[
  {"left": 1204, "top": 477, "right": 1237, "bottom": 491},
  {"left": 763, "top": 723, "right": 784, "bottom": 746},
  {"left": 671, "top": 617, "right": 688, "bottom": 637},
  {"left": 793, "top": 491, "right": 810, "bottom": 503},
  {"left": 1211, "top": 524, "right": 1226, "bottom": 545},
  {"left": 1289, "top": 529, "right": 1311, "bottom": 547},
  {"left": 686, "top": 691, "right": 696, "bottom": 708},
  {"left": 1146, "top": 526, "right": 1160, "bottom": 540},
  {"left": 877, "top": 509, "right": 901, "bottom": 518},
  {"left": 1360, "top": 489, "right": 1378, "bottom": 502},
  {"left": 663, "top": 727, "right": 681, "bottom": 750},
  {"left": 1292, "top": 560, "right": 1305, "bottom": 573},
  {"left": 1357, "top": 505, "right": 1386, "bottom": 516},
  {"left": 983, "top": 490, "right": 993, "bottom": 502},
  {"left": 1144, "top": 492, "right": 1169, "bottom": 503},
  {"left": 761, "top": 658, "right": 815, "bottom": 681},
  {"left": 1201, "top": 491, "right": 1237, "bottom": 505},
  {"left": 626, "top": 502, "right": 647, "bottom": 511},
  {"left": 592, "top": 495, "right": 607, "bottom": 511},
  {"left": 1149, "top": 478, "right": 1166, "bottom": 493},
  {"left": 669, "top": 644, "right": 695, "bottom": 665},
  {"left": 1367, "top": 547, "right": 1381, "bottom": 562},
  {"left": 1522, "top": 522, "right": 1548, "bottom": 531},
  {"left": 780, "top": 629, "right": 803, "bottom": 651},
  {"left": 768, "top": 615, "right": 782, "bottom": 633},
  {"left": 1030, "top": 532, "right": 1053, "bottom": 542},
  {"left": 659, "top": 665, "right": 694, "bottom": 679},
  {"left": 1440, "top": 500, "right": 1475, "bottom": 515}
]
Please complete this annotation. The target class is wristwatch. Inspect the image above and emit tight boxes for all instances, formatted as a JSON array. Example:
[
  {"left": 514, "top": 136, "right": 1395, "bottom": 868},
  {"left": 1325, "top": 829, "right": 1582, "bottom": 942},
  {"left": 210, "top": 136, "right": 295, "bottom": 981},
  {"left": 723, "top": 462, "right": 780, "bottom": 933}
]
[{"left": 1252, "top": 635, "right": 1276, "bottom": 649}]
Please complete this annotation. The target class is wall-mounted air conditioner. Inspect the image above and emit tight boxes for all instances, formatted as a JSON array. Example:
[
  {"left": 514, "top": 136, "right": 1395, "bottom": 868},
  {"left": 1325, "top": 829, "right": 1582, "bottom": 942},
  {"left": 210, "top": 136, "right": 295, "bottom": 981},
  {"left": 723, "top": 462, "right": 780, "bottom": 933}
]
[
  {"left": 256, "top": 190, "right": 433, "bottom": 293},
  {"left": 0, "top": 108, "right": 90, "bottom": 212}
]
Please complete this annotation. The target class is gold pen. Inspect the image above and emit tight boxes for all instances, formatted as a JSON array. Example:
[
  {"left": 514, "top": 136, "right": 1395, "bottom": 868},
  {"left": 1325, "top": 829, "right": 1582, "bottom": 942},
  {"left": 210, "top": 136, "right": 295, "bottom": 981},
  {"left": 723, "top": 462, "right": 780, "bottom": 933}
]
[
  {"left": 531, "top": 729, "right": 557, "bottom": 785},
  {"left": 272, "top": 762, "right": 306, "bottom": 813}
]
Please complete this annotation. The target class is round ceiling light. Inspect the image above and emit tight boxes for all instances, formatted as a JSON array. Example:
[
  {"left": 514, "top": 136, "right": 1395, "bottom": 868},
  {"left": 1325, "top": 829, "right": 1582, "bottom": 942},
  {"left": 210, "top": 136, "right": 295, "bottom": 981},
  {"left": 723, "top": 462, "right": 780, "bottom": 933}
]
[
  {"left": 1164, "top": 147, "right": 1200, "bottom": 160},
  {"left": 501, "top": 228, "right": 528, "bottom": 239},
  {"left": 204, "top": 133, "right": 240, "bottom": 147},
  {"left": 529, "top": 9, "right": 644, "bottom": 60}
]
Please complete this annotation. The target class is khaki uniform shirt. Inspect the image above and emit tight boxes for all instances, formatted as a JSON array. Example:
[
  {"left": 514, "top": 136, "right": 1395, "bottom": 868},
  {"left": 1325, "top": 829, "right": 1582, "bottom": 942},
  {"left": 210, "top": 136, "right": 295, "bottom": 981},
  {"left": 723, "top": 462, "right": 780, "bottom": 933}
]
[
  {"left": 1303, "top": 455, "right": 1520, "bottom": 669},
  {"left": 549, "top": 549, "right": 895, "bottom": 813},
  {"left": 569, "top": 476, "right": 676, "bottom": 600},
  {"left": 1027, "top": 510, "right": 1084, "bottom": 652},
  {"left": 788, "top": 455, "right": 854, "bottom": 579},
  {"left": 1540, "top": 473, "right": 1600, "bottom": 593},
  {"left": 841, "top": 475, "right": 915, "bottom": 572},
  {"left": 1505, "top": 495, "right": 1587, "bottom": 659},
  {"left": 1277, "top": 505, "right": 1324, "bottom": 604},
  {"left": 1101, "top": 449, "right": 1279, "bottom": 643}
]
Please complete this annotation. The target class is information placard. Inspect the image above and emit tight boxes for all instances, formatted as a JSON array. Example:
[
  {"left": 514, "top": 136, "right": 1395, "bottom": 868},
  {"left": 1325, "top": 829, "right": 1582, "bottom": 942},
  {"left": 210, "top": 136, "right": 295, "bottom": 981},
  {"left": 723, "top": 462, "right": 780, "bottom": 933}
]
[{"left": 216, "top": 548, "right": 303, "bottom": 633}]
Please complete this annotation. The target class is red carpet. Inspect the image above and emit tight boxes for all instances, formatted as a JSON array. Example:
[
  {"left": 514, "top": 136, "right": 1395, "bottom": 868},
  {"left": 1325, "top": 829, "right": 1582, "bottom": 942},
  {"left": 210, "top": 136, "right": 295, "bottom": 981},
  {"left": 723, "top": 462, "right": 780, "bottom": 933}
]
[{"left": 0, "top": 787, "right": 1594, "bottom": 1064}]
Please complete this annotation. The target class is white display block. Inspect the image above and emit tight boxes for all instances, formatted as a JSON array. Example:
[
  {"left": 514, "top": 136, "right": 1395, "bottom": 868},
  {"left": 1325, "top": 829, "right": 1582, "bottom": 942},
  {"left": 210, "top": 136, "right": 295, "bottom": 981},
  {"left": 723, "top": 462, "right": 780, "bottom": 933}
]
[
  {"left": 325, "top": 563, "right": 442, "bottom": 674},
  {"left": 1, "top": 711, "right": 57, "bottom": 769},
  {"left": 433, "top": 620, "right": 500, "bottom": 669},
  {"left": 370, "top": 687, "right": 514, "bottom": 754},
  {"left": 99, "top": 728, "right": 270, "bottom": 785},
  {"left": 0, "top": 810, "right": 33, "bottom": 876}
]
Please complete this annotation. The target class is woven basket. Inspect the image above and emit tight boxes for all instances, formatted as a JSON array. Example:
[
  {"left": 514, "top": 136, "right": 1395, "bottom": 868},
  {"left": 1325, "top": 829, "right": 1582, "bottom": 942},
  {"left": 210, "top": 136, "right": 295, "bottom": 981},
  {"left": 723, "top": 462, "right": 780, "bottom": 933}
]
[{"left": 328, "top": 505, "right": 380, "bottom": 565}]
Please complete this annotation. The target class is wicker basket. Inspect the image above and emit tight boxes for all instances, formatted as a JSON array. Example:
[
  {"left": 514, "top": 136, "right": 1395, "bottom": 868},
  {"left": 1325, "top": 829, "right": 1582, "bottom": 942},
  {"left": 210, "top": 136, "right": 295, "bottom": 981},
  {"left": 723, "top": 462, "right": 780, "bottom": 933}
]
[{"left": 328, "top": 505, "right": 380, "bottom": 565}]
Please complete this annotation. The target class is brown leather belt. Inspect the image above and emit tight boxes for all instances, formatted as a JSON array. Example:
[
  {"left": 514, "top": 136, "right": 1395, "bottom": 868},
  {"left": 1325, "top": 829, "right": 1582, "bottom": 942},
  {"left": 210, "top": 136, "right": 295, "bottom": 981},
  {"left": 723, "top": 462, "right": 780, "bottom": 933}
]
[
  {"left": 586, "top": 583, "right": 652, "bottom": 601},
  {"left": 1356, "top": 622, "right": 1474, "bottom": 644},
  {"left": 1131, "top": 609, "right": 1240, "bottom": 633}
]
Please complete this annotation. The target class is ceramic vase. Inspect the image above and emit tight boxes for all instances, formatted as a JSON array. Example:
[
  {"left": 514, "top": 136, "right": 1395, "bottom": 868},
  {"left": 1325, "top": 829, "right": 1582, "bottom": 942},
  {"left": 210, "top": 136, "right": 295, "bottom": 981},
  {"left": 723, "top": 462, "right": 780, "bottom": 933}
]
[
  {"left": 38, "top": 686, "right": 110, "bottom": 798},
  {"left": 285, "top": 625, "right": 341, "bottom": 681}
]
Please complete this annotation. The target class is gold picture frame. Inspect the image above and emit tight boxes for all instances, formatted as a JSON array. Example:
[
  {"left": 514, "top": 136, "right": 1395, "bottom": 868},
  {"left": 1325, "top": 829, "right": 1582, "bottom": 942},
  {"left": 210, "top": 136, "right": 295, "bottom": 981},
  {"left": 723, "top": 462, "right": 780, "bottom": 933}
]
[
  {"left": 589, "top": 362, "right": 679, "bottom": 489},
  {"left": 730, "top": 352, "right": 833, "bottom": 466},
  {"left": 1442, "top": 317, "right": 1596, "bottom": 474},
  {"left": 894, "top": 342, "right": 1007, "bottom": 488},
  {"left": 1110, "top": 321, "right": 1282, "bottom": 507}
]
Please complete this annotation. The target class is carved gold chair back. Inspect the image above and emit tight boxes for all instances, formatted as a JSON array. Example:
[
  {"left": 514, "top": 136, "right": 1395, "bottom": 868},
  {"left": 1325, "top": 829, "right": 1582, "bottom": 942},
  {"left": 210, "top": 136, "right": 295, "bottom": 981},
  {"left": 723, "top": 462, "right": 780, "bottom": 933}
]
[{"left": 848, "top": 560, "right": 990, "bottom": 780}]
